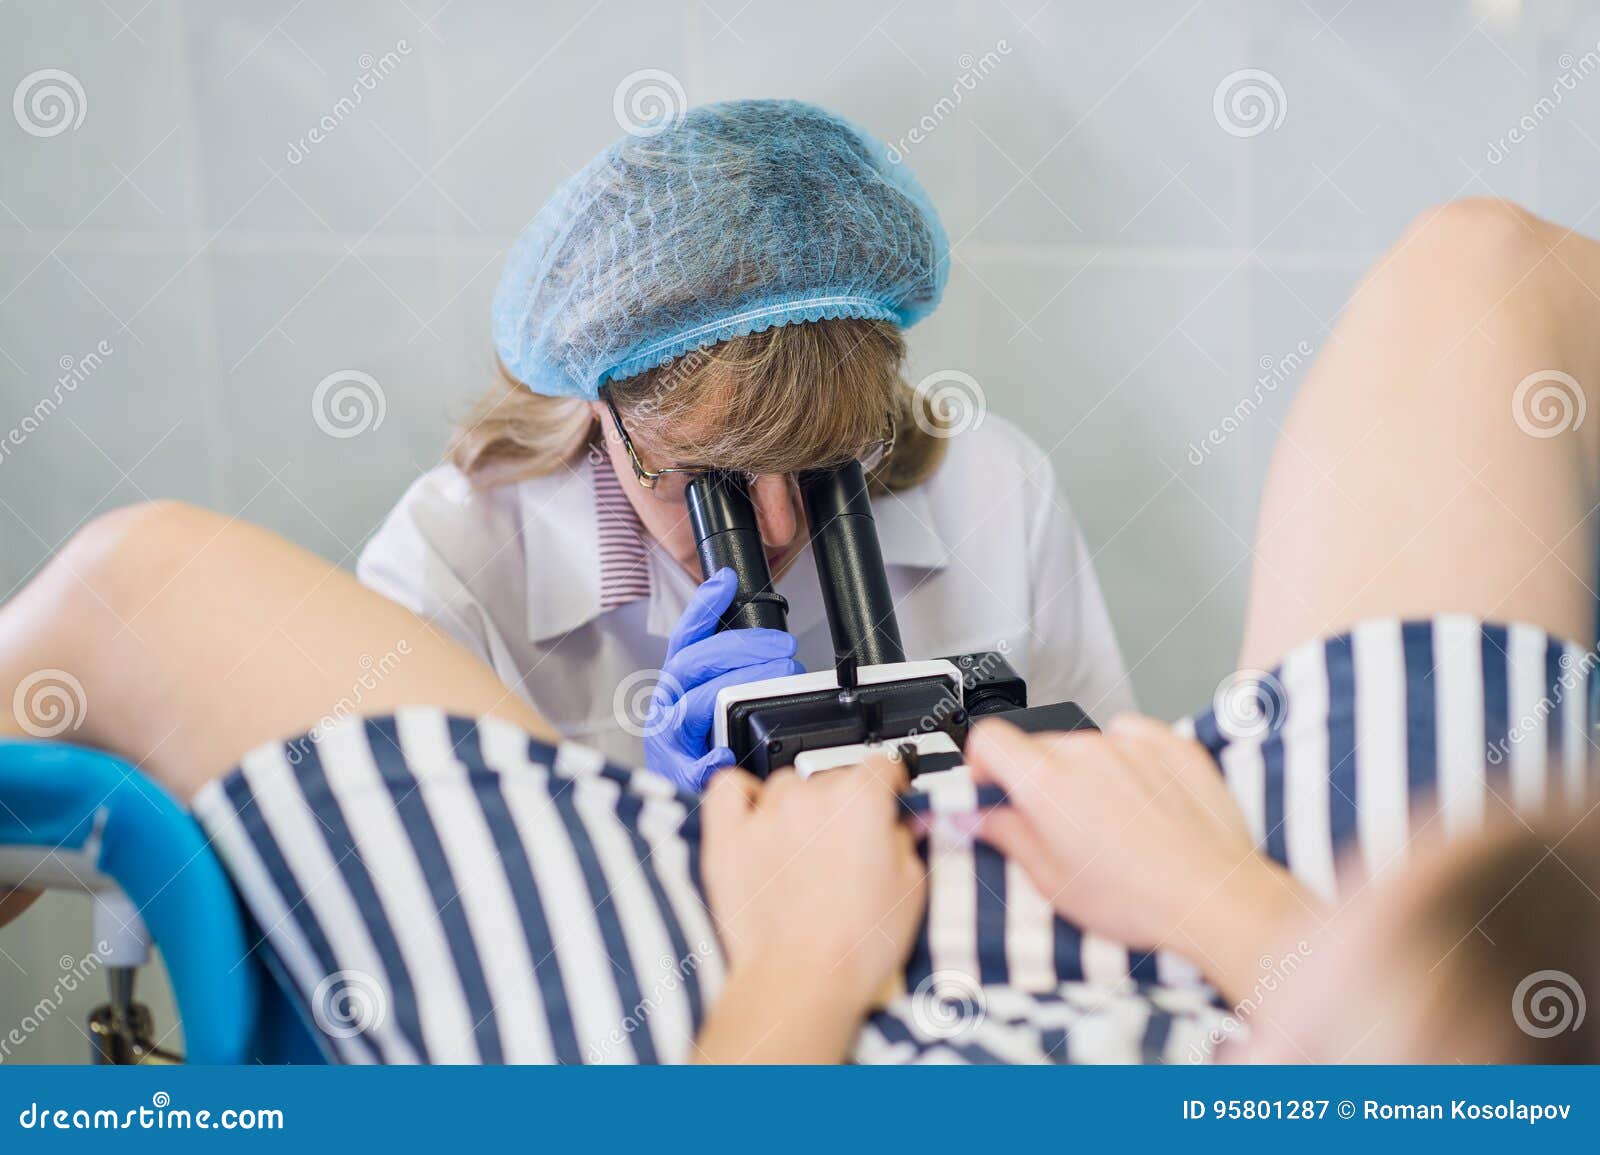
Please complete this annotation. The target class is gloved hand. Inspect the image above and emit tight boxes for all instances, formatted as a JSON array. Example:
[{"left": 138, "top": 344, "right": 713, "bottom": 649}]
[{"left": 644, "top": 568, "right": 803, "bottom": 791}]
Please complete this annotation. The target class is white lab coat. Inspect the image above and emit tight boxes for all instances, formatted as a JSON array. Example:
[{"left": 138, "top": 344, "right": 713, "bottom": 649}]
[{"left": 357, "top": 415, "right": 1136, "bottom": 766}]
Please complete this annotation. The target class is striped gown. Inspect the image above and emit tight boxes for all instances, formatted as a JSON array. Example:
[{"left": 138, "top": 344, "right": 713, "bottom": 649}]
[{"left": 192, "top": 615, "right": 1597, "bottom": 1064}]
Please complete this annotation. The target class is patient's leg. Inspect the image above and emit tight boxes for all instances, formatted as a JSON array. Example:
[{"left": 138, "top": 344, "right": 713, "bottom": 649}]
[
  {"left": 1240, "top": 198, "right": 1600, "bottom": 669},
  {"left": 0, "top": 501, "right": 558, "bottom": 801}
]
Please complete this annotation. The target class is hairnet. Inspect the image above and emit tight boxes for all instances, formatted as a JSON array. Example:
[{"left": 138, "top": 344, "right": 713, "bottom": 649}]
[{"left": 491, "top": 99, "right": 949, "bottom": 399}]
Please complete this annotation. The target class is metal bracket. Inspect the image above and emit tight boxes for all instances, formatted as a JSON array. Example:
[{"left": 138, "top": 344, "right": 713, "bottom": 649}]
[{"left": 87, "top": 966, "right": 180, "bottom": 1065}]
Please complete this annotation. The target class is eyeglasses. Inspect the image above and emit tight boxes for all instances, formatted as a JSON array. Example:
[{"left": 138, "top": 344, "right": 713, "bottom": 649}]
[{"left": 600, "top": 388, "right": 895, "bottom": 504}]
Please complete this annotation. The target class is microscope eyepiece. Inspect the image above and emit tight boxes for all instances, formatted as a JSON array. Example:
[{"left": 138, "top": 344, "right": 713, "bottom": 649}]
[
  {"left": 799, "top": 461, "right": 905, "bottom": 670},
  {"left": 684, "top": 460, "right": 906, "bottom": 675},
  {"left": 684, "top": 471, "right": 789, "bottom": 632}
]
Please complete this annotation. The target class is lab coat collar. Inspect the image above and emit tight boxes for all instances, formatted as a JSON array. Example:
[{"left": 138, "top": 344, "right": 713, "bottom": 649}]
[
  {"left": 523, "top": 468, "right": 950, "bottom": 643},
  {"left": 518, "top": 462, "right": 608, "bottom": 644}
]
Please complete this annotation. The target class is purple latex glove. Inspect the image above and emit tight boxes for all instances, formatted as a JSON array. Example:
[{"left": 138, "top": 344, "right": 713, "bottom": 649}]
[{"left": 643, "top": 568, "right": 804, "bottom": 791}]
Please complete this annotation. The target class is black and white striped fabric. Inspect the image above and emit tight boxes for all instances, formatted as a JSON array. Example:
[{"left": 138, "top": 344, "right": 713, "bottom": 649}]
[
  {"left": 191, "top": 615, "right": 1596, "bottom": 1065},
  {"left": 1186, "top": 615, "right": 1596, "bottom": 902}
]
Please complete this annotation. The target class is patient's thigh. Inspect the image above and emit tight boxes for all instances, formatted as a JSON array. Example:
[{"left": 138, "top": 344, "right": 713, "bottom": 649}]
[
  {"left": 4, "top": 501, "right": 557, "bottom": 800},
  {"left": 1239, "top": 200, "right": 1600, "bottom": 670}
]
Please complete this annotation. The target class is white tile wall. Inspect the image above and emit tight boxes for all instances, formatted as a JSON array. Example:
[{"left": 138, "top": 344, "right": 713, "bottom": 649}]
[{"left": 2, "top": 0, "right": 1594, "bottom": 1061}]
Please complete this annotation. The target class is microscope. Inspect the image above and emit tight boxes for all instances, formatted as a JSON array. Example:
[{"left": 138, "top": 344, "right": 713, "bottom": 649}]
[{"left": 684, "top": 461, "right": 1095, "bottom": 780}]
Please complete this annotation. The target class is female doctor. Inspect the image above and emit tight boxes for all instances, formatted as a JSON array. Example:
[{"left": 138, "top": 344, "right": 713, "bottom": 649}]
[{"left": 358, "top": 99, "right": 1134, "bottom": 789}]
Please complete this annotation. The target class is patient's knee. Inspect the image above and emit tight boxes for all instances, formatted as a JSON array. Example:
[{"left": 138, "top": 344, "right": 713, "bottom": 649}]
[
  {"left": 1389, "top": 197, "right": 1551, "bottom": 288},
  {"left": 1339, "top": 196, "right": 1577, "bottom": 365},
  {"left": 1406, "top": 195, "right": 1540, "bottom": 243},
  {"left": 53, "top": 500, "right": 232, "bottom": 617},
  {"left": 69, "top": 499, "right": 227, "bottom": 567}
]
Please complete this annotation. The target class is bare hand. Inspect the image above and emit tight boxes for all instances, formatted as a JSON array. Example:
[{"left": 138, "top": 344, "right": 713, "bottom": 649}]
[
  {"left": 968, "top": 713, "right": 1312, "bottom": 1000},
  {"left": 701, "top": 756, "right": 927, "bottom": 1015}
]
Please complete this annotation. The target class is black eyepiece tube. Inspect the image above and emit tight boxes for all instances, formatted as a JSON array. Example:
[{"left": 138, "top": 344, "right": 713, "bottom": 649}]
[
  {"left": 685, "top": 471, "right": 789, "bottom": 632},
  {"left": 799, "top": 461, "right": 905, "bottom": 668}
]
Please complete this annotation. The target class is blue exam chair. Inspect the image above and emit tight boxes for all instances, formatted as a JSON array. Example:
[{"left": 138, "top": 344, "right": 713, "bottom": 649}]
[{"left": 0, "top": 738, "right": 323, "bottom": 1064}]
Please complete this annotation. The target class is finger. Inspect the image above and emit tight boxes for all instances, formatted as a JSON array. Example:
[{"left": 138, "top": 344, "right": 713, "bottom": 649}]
[
  {"left": 1104, "top": 712, "right": 1173, "bottom": 739},
  {"left": 759, "top": 767, "right": 801, "bottom": 807},
  {"left": 665, "top": 568, "right": 737, "bottom": 658},
  {"left": 1107, "top": 713, "right": 1219, "bottom": 775},
  {"left": 834, "top": 753, "right": 911, "bottom": 826},
  {"left": 892, "top": 824, "right": 930, "bottom": 893},
  {"left": 676, "top": 658, "right": 804, "bottom": 747},
  {"left": 687, "top": 746, "right": 737, "bottom": 792},
  {"left": 1105, "top": 715, "right": 1216, "bottom": 790},
  {"left": 1032, "top": 728, "right": 1099, "bottom": 760},
  {"left": 661, "top": 628, "right": 798, "bottom": 690},
  {"left": 999, "top": 723, "right": 1121, "bottom": 779},
  {"left": 1105, "top": 727, "right": 1247, "bottom": 840},
  {"left": 963, "top": 718, "right": 1057, "bottom": 806},
  {"left": 975, "top": 806, "right": 1064, "bottom": 897},
  {"left": 858, "top": 751, "right": 911, "bottom": 798},
  {"left": 702, "top": 765, "right": 760, "bottom": 828},
  {"left": 1102, "top": 735, "right": 1180, "bottom": 797}
]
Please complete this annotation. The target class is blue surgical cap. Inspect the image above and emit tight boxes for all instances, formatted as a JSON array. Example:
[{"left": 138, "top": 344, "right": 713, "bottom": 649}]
[{"left": 492, "top": 99, "right": 949, "bottom": 399}]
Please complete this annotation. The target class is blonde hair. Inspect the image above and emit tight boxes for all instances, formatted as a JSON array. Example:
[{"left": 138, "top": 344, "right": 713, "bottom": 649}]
[{"left": 450, "top": 318, "right": 946, "bottom": 494}]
